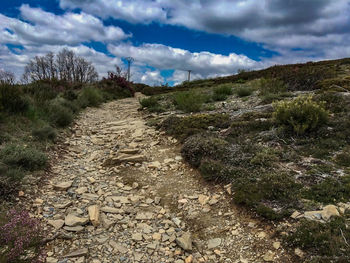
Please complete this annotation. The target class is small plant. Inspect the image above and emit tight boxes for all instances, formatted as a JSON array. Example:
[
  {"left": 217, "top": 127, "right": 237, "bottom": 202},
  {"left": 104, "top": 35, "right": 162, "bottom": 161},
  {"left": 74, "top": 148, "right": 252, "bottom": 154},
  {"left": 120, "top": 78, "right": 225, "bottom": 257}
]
[
  {"left": 273, "top": 95, "right": 328, "bottom": 135},
  {"left": 0, "top": 164, "right": 25, "bottom": 197},
  {"left": 199, "top": 158, "right": 230, "bottom": 182},
  {"left": 139, "top": 97, "right": 164, "bottom": 112},
  {"left": 0, "top": 209, "right": 45, "bottom": 262},
  {"left": 234, "top": 86, "right": 253, "bottom": 97},
  {"left": 212, "top": 84, "right": 233, "bottom": 101},
  {"left": 32, "top": 126, "right": 57, "bottom": 141},
  {"left": 0, "top": 144, "right": 47, "bottom": 171},
  {"left": 181, "top": 134, "right": 229, "bottom": 167},
  {"left": 259, "top": 78, "right": 287, "bottom": 96},
  {"left": 174, "top": 90, "right": 204, "bottom": 113}
]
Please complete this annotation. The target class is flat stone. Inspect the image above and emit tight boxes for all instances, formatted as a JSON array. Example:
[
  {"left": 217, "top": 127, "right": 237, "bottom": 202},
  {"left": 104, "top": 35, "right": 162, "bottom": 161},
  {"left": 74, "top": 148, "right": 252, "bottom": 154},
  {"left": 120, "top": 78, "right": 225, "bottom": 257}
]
[
  {"left": 65, "top": 214, "right": 89, "bottom": 227},
  {"left": 53, "top": 181, "right": 73, "bottom": 191},
  {"left": 132, "top": 233, "right": 143, "bottom": 241},
  {"left": 120, "top": 148, "right": 140, "bottom": 154},
  {"left": 148, "top": 161, "right": 161, "bottom": 169},
  {"left": 135, "top": 212, "right": 153, "bottom": 220},
  {"left": 110, "top": 240, "right": 128, "bottom": 253},
  {"left": 273, "top": 242, "right": 281, "bottom": 249},
  {"left": 64, "top": 226, "right": 84, "bottom": 232},
  {"left": 75, "top": 187, "right": 88, "bottom": 195},
  {"left": 88, "top": 205, "right": 100, "bottom": 227},
  {"left": 208, "top": 238, "right": 221, "bottom": 249},
  {"left": 176, "top": 232, "right": 192, "bottom": 251},
  {"left": 65, "top": 248, "right": 88, "bottom": 258},
  {"left": 263, "top": 251, "right": 275, "bottom": 262},
  {"left": 198, "top": 195, "right": 209, "bottom": 206},
  {"left": 55, "top": 201, "right": 73, "bottom": 209},
  {"left": 48, "top": 219, "right": 64, "bottom": 230},
  {"left": 185, "top": 255, "right": 193, "bottom": 263},
  {"left": 322, "top": 205, "right": 340, "bottom": 221},
  {"left": 81, "top": 193, "right": 99, "bottom": 200},
  {"left": 101, "top": 207, "right": 123, "bottom": 214}
]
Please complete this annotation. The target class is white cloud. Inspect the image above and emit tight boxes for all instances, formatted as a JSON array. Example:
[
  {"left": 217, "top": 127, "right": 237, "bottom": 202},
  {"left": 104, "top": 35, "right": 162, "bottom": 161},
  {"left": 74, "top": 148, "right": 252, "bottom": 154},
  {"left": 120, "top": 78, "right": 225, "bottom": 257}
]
[
  {"left": 108, "top": 43, "right": 258, "bottom": 80},
  {"left": 0, "top": 4, "right": 129, "bottom": 46}
]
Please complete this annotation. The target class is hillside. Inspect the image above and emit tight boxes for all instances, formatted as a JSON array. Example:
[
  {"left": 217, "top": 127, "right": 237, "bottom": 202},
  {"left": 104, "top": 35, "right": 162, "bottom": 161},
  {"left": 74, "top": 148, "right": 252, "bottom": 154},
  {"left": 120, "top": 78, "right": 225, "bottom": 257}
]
[{"left": 138, "top": 58, "right": 350, "bottom": 262}]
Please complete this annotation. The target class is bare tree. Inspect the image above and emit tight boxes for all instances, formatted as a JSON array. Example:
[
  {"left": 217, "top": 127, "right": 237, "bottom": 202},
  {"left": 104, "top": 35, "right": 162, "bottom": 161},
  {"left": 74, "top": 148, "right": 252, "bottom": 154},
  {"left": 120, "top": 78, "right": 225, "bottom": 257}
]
[
  {"left": 23, "top": 49, "right": 98, "bottom": 83},
  {"left": 0, "top": 69, "right": 15, "bottom": 84}
]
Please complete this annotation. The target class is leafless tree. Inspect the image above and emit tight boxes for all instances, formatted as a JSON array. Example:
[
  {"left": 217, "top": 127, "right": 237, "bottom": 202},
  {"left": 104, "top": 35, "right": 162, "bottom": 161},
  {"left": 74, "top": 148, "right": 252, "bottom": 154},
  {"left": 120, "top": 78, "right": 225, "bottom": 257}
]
[
  {"left": 23, "top": 48, "right": 98, "bottom": 83},
  {"left": 0, "top": 69, "right": 15, "bottom": 84}
]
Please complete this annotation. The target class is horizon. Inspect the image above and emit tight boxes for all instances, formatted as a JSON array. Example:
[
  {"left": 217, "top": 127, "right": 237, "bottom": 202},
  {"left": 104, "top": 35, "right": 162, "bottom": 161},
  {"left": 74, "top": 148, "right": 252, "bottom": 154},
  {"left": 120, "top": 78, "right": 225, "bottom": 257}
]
[{"left": 1, "top": 0, "right": 350, "bottom": 85}]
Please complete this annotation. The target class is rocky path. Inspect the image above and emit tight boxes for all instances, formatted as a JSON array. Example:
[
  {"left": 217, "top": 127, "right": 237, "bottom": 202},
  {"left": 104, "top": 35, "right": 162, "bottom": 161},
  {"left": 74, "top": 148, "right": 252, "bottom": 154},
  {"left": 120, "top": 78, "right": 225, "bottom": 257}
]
[{"left": 35, "top": 94, "right": 294, "bottom": 263}]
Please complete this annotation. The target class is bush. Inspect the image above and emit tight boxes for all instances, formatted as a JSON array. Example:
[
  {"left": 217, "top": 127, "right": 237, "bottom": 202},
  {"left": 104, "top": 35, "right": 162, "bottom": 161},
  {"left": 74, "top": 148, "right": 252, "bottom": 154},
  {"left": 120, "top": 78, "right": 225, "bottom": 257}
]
[
  {"left": 273, "top": 95, "right": 328, "bottom": 135},
  {"left": 212, "top": 84, "right": 233, "bottom": 101},
  {"left": 139, "top": 97, "right": 164, "bottom": 112},
  {"left": 78, "top": 87, "right": 104, "bottom": 107},
  {"left": 199, "top": 158, "right": 231, "bottom": 182},
  {"left": 47, "top": 101, "right": 74, "bottom": 127},
  {"left": 233, "top": 172, "right": 301, "bottom": 217},
  {"left": 0, "top": 84, "right": 29, "bottom": 113},
  {"left": 303, "top": 175, "right": 350, "bottom": 204},
  {"left": 259, "top": 78, "right": 287, "bottom": 96},
  {"left": 162, "top": 114, "right": 230, "bottom": 140},
  {"left": 0, "top": 144, "right": 47, "bottom": 171},
  {"left": 181, "top": 134, "right": 229, "bottom": 167},
  {"left": 335, "top": 148, "right": 350, "bottom": 167},
  {"left": 0, "top": 209, "right": 45, "bottom": 262},
  {"left": 174, "top": 90, "right": 204, "bottom": 112},
  {"left": 63, "top": 89, "right": 78, "bottom": 101},
  {"left": 32, "top": 126, "right": 57, "bottom": 141},
  {"left": 285, "top": 217, "right": 350, "bottom": 260},
  {"left": 0, "top": 164, "right": 25, "bottom": 197},
  {"left": 234, "top": 86, "right": 253, "bottom": 97}
]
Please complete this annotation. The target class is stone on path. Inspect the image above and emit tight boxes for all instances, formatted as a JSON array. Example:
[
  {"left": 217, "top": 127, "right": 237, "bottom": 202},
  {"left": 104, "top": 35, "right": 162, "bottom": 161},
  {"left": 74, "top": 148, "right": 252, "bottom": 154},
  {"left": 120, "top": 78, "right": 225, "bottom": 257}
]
[
  {"left": 64, "top": 248, "right": 89, "bottom": 258},
  {"left": 48, "top": 219, "right": 64, "bottom": 230},
  {"left": 53, "top": 181, "right": 73, "bottom": 191},
  {"left": 65, "top": 214, "right": 89, "bottom": 227},
  {"left": 176, "top": 232, "right": 192, "bottom": 251},
  {"left": 208, "top": 238, "right": 222, "bottom": 249},
  {"left": 88, "top": 205, "right": 100, "bottom": 227}
]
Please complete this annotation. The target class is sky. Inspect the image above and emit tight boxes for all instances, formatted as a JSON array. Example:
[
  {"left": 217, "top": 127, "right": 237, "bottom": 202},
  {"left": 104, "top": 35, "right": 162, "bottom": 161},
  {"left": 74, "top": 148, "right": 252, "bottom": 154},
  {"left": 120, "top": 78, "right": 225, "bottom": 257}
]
[{"left": 0, "top": 0, "right": 350, "bottom": 85}]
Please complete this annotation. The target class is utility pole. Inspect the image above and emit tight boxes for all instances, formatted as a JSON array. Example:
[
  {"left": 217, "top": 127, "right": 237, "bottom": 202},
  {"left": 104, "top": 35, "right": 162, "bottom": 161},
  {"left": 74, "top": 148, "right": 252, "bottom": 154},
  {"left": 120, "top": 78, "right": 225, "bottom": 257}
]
[
  {"left": 125, "top": 57, "right": 134, "bottom": 81},
  {"left": 187, "top": 70, "right": 192, "bottom": 82}
]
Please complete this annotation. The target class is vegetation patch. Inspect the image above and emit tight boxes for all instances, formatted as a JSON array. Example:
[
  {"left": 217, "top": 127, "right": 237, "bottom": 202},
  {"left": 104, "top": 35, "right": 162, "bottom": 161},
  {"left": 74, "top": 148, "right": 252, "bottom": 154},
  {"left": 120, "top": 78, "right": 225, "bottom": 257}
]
[
  {"left": 173, "top": 90, "right": 205, "bottom": 112},
  {"left": 212, "top": 84, "right": 233, "bottom": 101},
  {"left": 139, "top": 96, "right": 165, "bottom": 113},
  {"left": 32, "top": 126, "right": 57, "bottom": 142},
  {"left": 162, "top": 113, "right": 230, "bottom": 141},
  {"left": 234, "top": 86, "right": 254, "bottom": 97},
  {"left": 273, "top": 95, "right": 328, "bottom": 135}
]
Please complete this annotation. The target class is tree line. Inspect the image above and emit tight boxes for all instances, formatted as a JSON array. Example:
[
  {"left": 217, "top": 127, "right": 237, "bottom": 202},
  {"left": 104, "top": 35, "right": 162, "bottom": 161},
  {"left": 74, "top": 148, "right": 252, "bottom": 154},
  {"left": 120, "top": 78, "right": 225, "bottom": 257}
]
[{"left": 20, "top": 48, "right": 98, "bottom": 84}]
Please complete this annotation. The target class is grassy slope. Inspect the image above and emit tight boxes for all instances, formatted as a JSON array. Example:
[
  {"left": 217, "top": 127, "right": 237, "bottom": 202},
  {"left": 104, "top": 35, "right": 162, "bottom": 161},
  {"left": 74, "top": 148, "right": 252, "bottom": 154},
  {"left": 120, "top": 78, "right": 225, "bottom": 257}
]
[{"left": 140, "top": 58, "right": 350, "bottom": 262}]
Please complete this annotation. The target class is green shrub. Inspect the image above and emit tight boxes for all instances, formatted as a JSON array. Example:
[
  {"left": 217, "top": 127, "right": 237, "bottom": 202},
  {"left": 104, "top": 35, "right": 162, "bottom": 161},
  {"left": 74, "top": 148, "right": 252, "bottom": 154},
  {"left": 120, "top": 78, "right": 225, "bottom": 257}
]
[
  {"left": 250, "top": 147, "right": 279, "bottom": 167},
  {"left": 273, "top": 95, "right": 328, "bottom": 135},
  {"left": 212, "top": 84, "right": 233, "bottom": 101},
  {"left": 234, "top": 86, "right": 253, "bottom": 97},
  {"left": 259, "top": 78, "right": 287, "bottom": 96},
  {"left": 139, "top": 97, "right": 164, "bottom": 112},
  {"left": 0, "top": 164, "right": 25, "bottom": 197},
  {"left": 78, "top": 87, "right": 104, "bottom": 107},
  {"left": 181, "top": 134, "right": 229, "bottom": 167},
  {"left": 174, "top": 90, "right": 204, "bottom": 112},
  {"left": 285, "top": 217, "right": 350, "bottom": 260},
  {"left": 63, "top": 89, "right": 78, "bottom": 101},
  {"left": 162, "top": 114, "right": 230, "bottom": 140},
  {"left": 48, "top": 102, "right": 74, "bottom": 127},
  {"left": 0, "top": 144, "right": 47, "bottom": 171},
  {"left": 199, "top": 158, "right": 231, "bottom": 182},
  {"left": 303, "top": 175, "right": 350, "bottom": 204},
  {"left": 335, "top": 148, "right": 350, "bottom": 167},
  {"left": 233, "top": 173, "right": 301, "bottom": 216},
  {"left": 0, "top": 84, "right": 29, "bottom": 113},
  {"left": 32, "top": 126, "right": 57, "bottom": 141}
]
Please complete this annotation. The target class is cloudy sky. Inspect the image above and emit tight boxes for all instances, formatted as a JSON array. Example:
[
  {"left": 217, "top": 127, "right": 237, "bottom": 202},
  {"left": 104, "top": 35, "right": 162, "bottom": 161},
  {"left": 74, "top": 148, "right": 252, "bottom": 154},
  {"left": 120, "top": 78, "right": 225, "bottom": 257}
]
[{"left": 1, "top": 0, "right": 350, "bottom": 85}]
